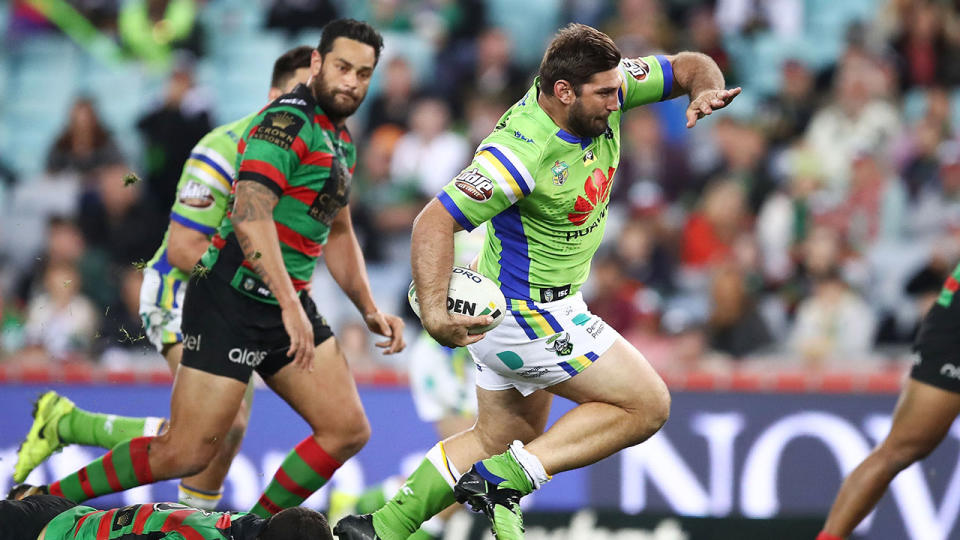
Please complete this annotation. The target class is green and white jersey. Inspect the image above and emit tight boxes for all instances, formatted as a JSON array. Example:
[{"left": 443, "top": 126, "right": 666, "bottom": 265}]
[
  {"left": 145, "top": 113, "right": 255, "bottom": 288},
  {"left": 438, "top": 55, "right": 673, "bottom": 303}
]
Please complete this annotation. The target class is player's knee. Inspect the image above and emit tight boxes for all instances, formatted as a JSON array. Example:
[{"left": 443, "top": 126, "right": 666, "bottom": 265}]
[
  {"left": 325, "top": 414, "right": 371, "bottom": 457},
  {"left": 630, "top": 385, "right": 671, "bottom": 441},
  {"left": 879, "top": 437, "right": 937, "bottom": 471}
]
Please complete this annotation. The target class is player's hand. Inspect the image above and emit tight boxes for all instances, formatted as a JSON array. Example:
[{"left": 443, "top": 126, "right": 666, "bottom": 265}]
[
  {"left": 364, "top": 310, "right": 407, "bottom": 354},
  {"left": 281, "top": 302, "right": 315, "bottom": 370},
  {"left": 422, "top": 311, "right": 493, "bottom": 348},
  {"left": 686, "top": 87, "right": 742, "bottom": 128}
]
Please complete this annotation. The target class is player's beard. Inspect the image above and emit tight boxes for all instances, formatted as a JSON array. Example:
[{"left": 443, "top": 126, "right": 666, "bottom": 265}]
[
  {"left": 567, "top": 98, "right": 611, "bottom": 138},
  {"left": 311, "top": 72, "right": 365, "bottom": 122}
]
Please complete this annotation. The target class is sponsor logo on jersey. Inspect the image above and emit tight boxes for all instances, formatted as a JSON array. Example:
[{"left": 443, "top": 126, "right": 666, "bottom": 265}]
[
  {"left": 568, "top": 167, "right": 615, "bottom": 226},
  {"left": 604, "top": 126, "right": 614, "bottom": 139},
  {"left": 582, "top": 150, "right": 596, "bottom": 165},
  {"left": 178, "top": 180, "right": 215, "bottom": 209},
  {"left": 228, "top": 347, "right": 267, "bottom": 367},
  {"left": 495, "top": 119, "right": 507, "bottom": 131},
  {"left": 623, "top": 58, "right": 650, "bottom": 81},
  {"left": 519, "top": 366, "right": 550, "bottom": 379},
  {"left": 278, "top": 98, "right": 308, "bottom": 106},
  {"left": 565, "top": 206, "right": 607, "bottom": 241},
  {"left": 540, "top": 285, "right": 570, "bottom": 303},
  {"left": 183, "top": 334, "right": 202, "bottom": 351},
  {"left": 552, "top": 161, "right": 569, "bottom": 186},
  {"left": 250, "top": 111, "right": 304, "bottom": 150},
  {"left": 545, "top": 332, "right": 574, "bottom": 356},
  {"left": 514, "top": 130, "right": 534, "bottom": 143},
  {"left": 454, "top": 168, "right": 494, "bottom": 202}
]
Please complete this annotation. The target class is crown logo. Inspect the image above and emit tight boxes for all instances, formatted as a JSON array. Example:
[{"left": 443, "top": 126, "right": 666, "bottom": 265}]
[{"left": 271, "top": 112, "right": 296, "bottom": 129}]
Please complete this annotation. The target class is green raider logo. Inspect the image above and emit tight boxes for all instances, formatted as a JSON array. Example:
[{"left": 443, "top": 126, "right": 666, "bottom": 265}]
[{"left": 545, "top": 332, "right": 574, "bottom": 357}]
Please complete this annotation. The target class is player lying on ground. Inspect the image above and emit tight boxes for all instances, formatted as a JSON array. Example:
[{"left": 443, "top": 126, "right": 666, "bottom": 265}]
[
  {"left": 11, "top": 45, "right": 315, "bottom": 511},
  {"left": 335, "top": 22, "right": 739, "bottom": 540},
  {"left": 0, "top": 490, "right": 331, "bottom": 540},
  {"left": 13, "top": 18, "right": 405, "bottom": 520},
  {"left": 818, "top": 262, "right": 960, "bottom": 539}
]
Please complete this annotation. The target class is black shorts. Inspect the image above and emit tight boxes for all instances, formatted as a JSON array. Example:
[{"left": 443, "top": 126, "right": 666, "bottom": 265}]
[
  {"left": 180, "top": 273, "right": 334, "bottom": 383},
  {"left": 912, "top": 298, "right": 960, "bottom": 393},
  {"left": 0, "top": 495, "right": 77, "bottom": 540}
]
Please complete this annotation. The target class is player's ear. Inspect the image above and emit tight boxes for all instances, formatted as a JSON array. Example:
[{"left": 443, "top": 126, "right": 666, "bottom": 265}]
[
  {"left": 310, "top": 49, "right": 323, "bottom": 75},
  {"left": 267, "top": 87, "right": 282, "bottom": 101},
  {"left": 554, "top": 80, "right": 576, "bottom": 105}
]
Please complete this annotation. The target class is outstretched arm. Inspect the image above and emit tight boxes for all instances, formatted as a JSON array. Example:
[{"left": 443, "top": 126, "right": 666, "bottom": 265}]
[{"left": 664, "top": 52, "right": 741, "bottom": 128}]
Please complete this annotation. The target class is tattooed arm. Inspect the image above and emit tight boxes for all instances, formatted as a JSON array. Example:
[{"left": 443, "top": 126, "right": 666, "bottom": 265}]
[{"left": 232, "top": 180, "right": 315, "bottom": 368}]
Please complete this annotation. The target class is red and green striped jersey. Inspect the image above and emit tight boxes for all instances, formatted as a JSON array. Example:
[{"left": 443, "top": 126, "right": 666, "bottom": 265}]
[
  {"left": 43, "top": 503, "right": 264, "bottom": 540},
  {"left": 200, "top": 84, "right": 357, "bottom": 303}
]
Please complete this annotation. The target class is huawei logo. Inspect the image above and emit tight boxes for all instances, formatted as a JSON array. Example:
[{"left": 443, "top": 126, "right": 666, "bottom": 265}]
[{"left": 567, "top": 167, "right": 615, "bottom": 226}]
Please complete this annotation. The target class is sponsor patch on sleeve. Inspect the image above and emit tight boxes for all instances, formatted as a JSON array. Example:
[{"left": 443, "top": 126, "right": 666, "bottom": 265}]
[
  {"left": 178, "top": 180, "right": 215, "bottom": 208},
  {"left": 250, "top": 111, "right": 304, "bottom": 150},
  {"left": 454, "top": 168, "right": 494, "bottom": 202},
  {"left": 622, "top": 58, "right": 650, "bottom": 81}
]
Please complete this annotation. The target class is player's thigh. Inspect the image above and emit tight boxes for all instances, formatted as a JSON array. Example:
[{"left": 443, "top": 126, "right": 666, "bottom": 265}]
[
  {"left": 881, "top": 379, "right": 960, "bottom": 458},
  {"left": 162, "top": 364, "right": 248, "bottom": 451},
  {"left": 549, "top": 337, "right": 669, "bottom": 415},
  {"left": 162, "top": 342, "right": 183, "bottom": 374},
  {"left": 263, "top": 337, "right": 368, "bottom": 440},
  {"left": 472, "top": 386, "right": 553, "bottom": 450}
]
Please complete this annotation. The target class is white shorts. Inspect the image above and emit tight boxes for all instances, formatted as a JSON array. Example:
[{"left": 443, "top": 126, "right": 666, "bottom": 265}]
[
  {"left": 138, "top": 267, "right": 187, "bottom": 353},
  {"left": 409, "top": 331, "right": 478, "bottom": 423},
  {"left": 467, "top": 292, "right": 620, "bottom": 396}
]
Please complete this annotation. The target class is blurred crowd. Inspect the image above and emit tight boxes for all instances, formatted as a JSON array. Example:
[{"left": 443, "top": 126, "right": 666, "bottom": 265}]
[{"left": 2, "top": 0, "right": 960, "bottom": 377}]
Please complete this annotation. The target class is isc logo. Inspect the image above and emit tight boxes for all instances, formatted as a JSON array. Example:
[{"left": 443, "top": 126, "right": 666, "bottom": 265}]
[{"left": 447, "top": 297, "right": 478, "bottom": 316}]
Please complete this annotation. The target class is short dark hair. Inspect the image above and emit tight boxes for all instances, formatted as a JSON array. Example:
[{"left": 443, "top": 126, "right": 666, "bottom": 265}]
[
  {"left": 538, "top": 23, "right": 621, "bottom": 96},
  {"left": 318, "top": 18, "right": 384, "bottom": 64},
  {"left": 271, "top": 46, "right": 315, "bottom": 89},
  {"left": 258, "top": 507, "right": 332, "bottom": 540}
]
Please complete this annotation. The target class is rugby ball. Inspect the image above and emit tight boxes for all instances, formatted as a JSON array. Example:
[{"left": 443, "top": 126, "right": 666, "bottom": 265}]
[{"left": 408, "top": 267, "right": 506, "bottom": 334}]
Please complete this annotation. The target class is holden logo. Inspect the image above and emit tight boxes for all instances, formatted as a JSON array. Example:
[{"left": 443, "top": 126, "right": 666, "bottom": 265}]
[
  {"left": 567, "top": 167, "right": 615, "bottom": 226},
  {"left": 454, "top": 168, "right": 494, "bottom": 202}
]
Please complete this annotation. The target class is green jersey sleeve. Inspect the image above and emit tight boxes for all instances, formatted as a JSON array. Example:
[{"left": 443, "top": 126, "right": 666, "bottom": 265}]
[
  {"left": 170, "top": 124, "right": 245, "bottom": 235},
  {"left": 236, "top": 104, "right": 316, "bottom": 198},
  {"left": 438, "top": 139, "right": 539, "bottom": 231},
  {"left": 618, "top": 55, "right": 673, "bottom": 111}
]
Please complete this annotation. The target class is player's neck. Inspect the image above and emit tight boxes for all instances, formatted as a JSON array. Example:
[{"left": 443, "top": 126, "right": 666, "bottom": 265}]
[{"left": 537, "top": 92, "right": 580, "bottom": 137}]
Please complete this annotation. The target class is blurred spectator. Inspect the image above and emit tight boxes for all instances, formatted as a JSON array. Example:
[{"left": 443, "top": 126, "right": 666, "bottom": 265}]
[
  {"left": 757, "top": 59, "right": 818, "bottom": 148},
  {"left": 352, "top": 126, "right": 425, "bottom": 263},
  {"left": 14, "top": 216, "right": 111, "bottom": 314},
  {"left": 585, "top": 253, "right": 643, "bottom": 336},
  {"left": 900, "top": 116, "right": 948, "bottom": 198},
  {"left": 701, "top": 117, "right": 775, "bottom": 213},
  {"left": 804, "top": 54, "right": 902, "bottom": 193},
  {"left": 604, "top": 0, "right": 673, "bottom": 55},
  {"left": 818, "top": 147, "right": 908, "bottom": 253},
  {"left": 265, "top": 0, "right": 338, "bottom": 35},
  {"left": 464, "top": 92, "right": 511, "bottom": 148},
  {"left": 97, "top": 266, "right": 153, "bottom": 365},
  {"left": 390, "top": 96, "right": 470, "bottom": 197},
  {"left": 364, "top": 56, "right": 420, "bottom": 136},
  {"left": 756, "top": 147, "right": 825, "bottom": 282},
  {"left": 137, "top": 62, "right": 212, "bottom": 212},
  {"left": 118, "top": 0, "right": 202, "bottom": 69},
  {"left": 715, "top": 0, "right": 804, "bottom": 39},
  {"left": 681, "top": 179, "right": 748, "bottom": 270},
  {"left": 46, "top": 97, "right": 124, "bottom": 181},
  {"left": 616, "top": 108, "right": 691, "bottom": 204},
  {"left": 685, "top": 6, "right": 734, "bottom": 83},
  {"left": 442, "top": 26, "right": 527, "bottom": 116},
  {"left": 778, "top": 225, "right": 848, "bottom": 313},
  {"left": 706, "top": 263, "right": 773, "bottom": 357},
  {"left": 616, "top": 216, "right": 675, "bottom": 294},
  {"left": 910, "top": 140, "right": 960, "bottom": 238},
  {"left": 21, "top": 262, "right": 99, "bottom": 362},
  {"left": 891, "top": 0, "right": 960, "bottom": 90},
  {"left": 77, "top": 163, "right": 165, "bottom": 271},
  {"left": 788, "top": 267, "right": 877, "bottom": 368}
]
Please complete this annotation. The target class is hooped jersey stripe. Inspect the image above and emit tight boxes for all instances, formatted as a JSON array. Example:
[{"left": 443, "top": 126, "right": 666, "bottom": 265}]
[
  {"left": 171, "top": 211, "right": 217, "bottom": 235},
  {"left": 184, "top": 158, "right": 231, "bottom": 195},
  {"left": 478, "top": 143, "right": 535, "bottom": 196},
  {"left": 438, "top": 191, "right": 476, "bottom": 231}
]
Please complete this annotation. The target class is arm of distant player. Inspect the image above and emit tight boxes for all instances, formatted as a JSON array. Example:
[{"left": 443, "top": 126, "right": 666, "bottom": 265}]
[
  {"left": 664, "top": 52, "right": 741, "bottom": 128},
  {"left": 325, "top": 205, "right": 406, "bottom": 354},
  {"left": 231, "top": 180, "right": 315, "bottom": 369},
  {"left": 166, "top": 221, "right": 211, "bottom": 272},
  {"left": 411, "top": 198, "right": 493, "bottom": 348}
]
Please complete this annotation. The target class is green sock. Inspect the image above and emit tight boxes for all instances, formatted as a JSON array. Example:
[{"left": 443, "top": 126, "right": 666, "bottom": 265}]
[
  {"left": 250, "top": 436, "right": 341, "bottom": 517},
  {"left": 372, "top": 443, "right": 458, "bottom": 540},
  {"left": 49, "top": 436, "right": 155, "bottom": 502},
  {"left": 476, "top": 450, "right": 534, "bottom": 494},
  {"left": 58, "top": 408, "right": 164, "bottom": 449}
]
